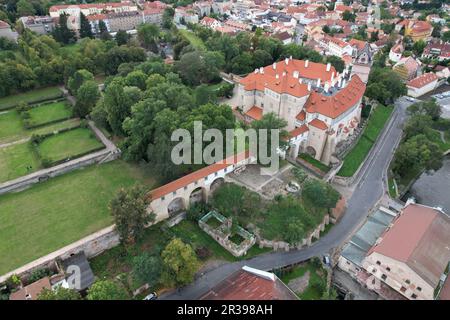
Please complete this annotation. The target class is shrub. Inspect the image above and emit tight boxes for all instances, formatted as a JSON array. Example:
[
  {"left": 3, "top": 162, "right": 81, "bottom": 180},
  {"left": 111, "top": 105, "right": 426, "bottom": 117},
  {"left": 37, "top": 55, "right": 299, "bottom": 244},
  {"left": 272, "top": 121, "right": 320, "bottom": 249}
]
[
  {"left": 6, "top": 274, "right": 21, "bottom": 291},
  {"left": 27, "top": 268, "right": 51, "bottom": 284},
  {"left": 291, "top": 167, "right": 308, "bottom": 184},
  {"left": 186, "top": 203, "right": 209, "bottom": 221}
]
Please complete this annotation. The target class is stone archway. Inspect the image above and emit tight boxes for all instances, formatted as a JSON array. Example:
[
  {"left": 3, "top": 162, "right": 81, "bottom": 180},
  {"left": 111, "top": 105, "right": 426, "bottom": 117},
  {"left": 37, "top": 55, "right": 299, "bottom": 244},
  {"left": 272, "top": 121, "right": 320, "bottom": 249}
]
[
  {"left": 210, "top": 177, "right": 225, "bottom": 195},
  {"left": 306, "top": 146, "right": 317, "bottom": 157},
  {"left": 167, "top": 197, "right": 186, "bottom": 217},
  {"left": 189, "top": 187, "right": 206, "bottom": 206}
]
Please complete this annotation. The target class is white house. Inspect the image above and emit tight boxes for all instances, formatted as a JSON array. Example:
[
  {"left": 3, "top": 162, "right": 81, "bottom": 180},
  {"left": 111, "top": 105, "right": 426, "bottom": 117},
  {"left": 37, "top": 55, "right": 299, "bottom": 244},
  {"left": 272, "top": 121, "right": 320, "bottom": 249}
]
[{"left": 406, "top": 73, "right": 439, "bottom": 98}]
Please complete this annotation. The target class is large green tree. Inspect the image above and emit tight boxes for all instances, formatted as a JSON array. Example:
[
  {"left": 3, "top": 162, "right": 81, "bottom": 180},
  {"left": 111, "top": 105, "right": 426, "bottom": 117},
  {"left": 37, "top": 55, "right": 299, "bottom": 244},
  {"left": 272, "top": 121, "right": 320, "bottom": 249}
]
[
  {"left": 52, "top": 14, "right": 76, "bottom": 44},
  {"left": 74, "top": 80, "right": 100, "bottom": 117},
  {"left": 87, "top": 280, "right": 128, "bottom": 300},
  {"left": 109, "top": 184, "right": 154, "bottom": 244},
  {"left": 161, "top": 238, "right": 199, "bottom": 287},
  {"left": 79, "top": 12, "right": 93, "bottom": 39},
  {"left": 132, "top": 253, "right": 162, "bottom": 286}
]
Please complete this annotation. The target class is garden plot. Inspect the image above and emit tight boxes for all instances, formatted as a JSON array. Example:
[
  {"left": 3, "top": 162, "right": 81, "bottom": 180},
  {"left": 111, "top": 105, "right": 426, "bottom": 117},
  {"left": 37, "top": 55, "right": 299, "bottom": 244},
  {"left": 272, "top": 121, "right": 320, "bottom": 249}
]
[
  {"left": 24, "top": 101, "right": 72, "bottom": 128},
  {"left": 0, "top": 142, "right": 40, "bottom": 183},
  {"left": 36, "top": 127, "right": 104, "bottom": 165}
]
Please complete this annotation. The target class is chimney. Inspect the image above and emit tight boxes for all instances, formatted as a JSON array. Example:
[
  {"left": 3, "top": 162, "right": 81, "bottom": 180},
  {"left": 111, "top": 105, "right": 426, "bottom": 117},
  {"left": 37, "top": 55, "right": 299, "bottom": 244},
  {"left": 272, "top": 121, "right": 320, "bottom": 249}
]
[
  {"left": 331, "top": 72, "right": 335, "bottom": 82},
  {"left": 317, "top": 78, "right": 321, "bottom": 87},
  {"left": 254, "top": 69, "right": 259, "bottom": 74},
  {"left": 285, "top": 58, "right": 289, "bottom": 65},
  {"left": 293, "top": 71, "right": 299, "bottom": 78},
  {"left": 307, "top": 83, "right": 311, "bottom": 91},
  {"left": 342, "top": 79, "right": 346, "bottom": 87},
  {"left": 276, "top": 74, "right": 279, "bottom": 79},
  {"left": 273, "top": 62, "right": 277, "bottom": 69},
  {"left": 298, "top": 78, "right": 303, "bottom": 84},
  {"left": 324, "top": 82, "right": 329, "bottom": 93},
  {"left": 259, "top": 67, "right": 264, "bottom": 74},
  {"left": 305, "top": 60, "right": 309, "bottom": 68},
  {"left": 338, "top": 77, "right": 342, "bottom": 88},
  {"left": 326, "top": 63, "right": 331, "bottom": 72}
]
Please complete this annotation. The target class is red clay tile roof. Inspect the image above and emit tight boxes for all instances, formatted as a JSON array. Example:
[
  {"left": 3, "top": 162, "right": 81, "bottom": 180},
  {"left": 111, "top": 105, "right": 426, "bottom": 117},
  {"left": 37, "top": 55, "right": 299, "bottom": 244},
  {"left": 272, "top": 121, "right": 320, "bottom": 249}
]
[
  {"left": 200, "top": 268, "right": 298, "bottom": 300},
  {"left": 296, "top": 110, "right": 306, "bottom": 121},
  {"left": 289, "top": 124, "right": 309, "bottom": 138},
  {"left": 9, "top": 277, "right": 51, "bottom": 300},
  {"left": 305, "top": 75, "right": 366, "bottom": 119},
  {"left": 407, "top": 72, "right": 438, "bottom": 89},
  {"left": 308, "top": 118, "right": 328, "bottom": 130},
  {"left": 148, "top": 151, "right": 250, "bottom": 200},
  {"left": 348, "top": 38, "right": 367, "bottom": 51},
  {"left": 245, "top": 106, "right": 263, "bottom": 121},
  {"left": 240, "top": 59, "right": 336, "bottom": 98},
  {"left": 367, "top": 204, "right": 450, "bottom": 288}
]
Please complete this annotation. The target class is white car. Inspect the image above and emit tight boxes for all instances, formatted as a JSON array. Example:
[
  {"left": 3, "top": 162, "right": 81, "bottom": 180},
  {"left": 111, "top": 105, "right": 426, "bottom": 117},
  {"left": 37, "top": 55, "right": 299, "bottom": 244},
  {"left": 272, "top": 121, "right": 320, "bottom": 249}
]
[{"left": 143, "top": 292, "right": 158, "bottom": 300}]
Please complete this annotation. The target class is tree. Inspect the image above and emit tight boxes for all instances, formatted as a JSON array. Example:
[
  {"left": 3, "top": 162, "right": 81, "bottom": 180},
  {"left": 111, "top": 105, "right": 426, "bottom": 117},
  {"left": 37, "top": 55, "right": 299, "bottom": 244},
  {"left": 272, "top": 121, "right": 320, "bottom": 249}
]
[
  {"left": 302, "top": 179, "right": 340, "bottom": 210},
  {"left": 115, "top": 30, "right": 130, "bottom": 46},
  {"left": 98, "top": 20, "right": 111, "bottom": 41},
  {"left": 110, "top": 184, "right": 154, "bottom": 244},
  {"left": 17, "top": 0, "right": 35, "bottom": 17},
  {"left": 67, "top": 69, "right": 94, "bottom": 95},
  {"left": 342, "top": 10, "right": 356, "bottom": 22},
  {"left": 38, "top": 287, "right": 81, "bottom": 300},
  {"left": 370, "top": 31, "right": 379, "bottom": 43},
  {"left": 132, "top": 253, "right": 162, "bottom": 286},
  {"left": 283, "top": 217, "right": 306, "bottom": 244},
  {"left": 79, "top": 12, "right": 93, "bottom": 39},
  {"left": 407, "top": 100, "right": 441, "bottom": 121},
  {"left": 161, "top": 238, "right": 199, "bottom": 287},
  {"left": 87, "top": 280, "right": 128, "bottom": 300},
  {"left": 412, "top": 39, "right": 426, "bottom": 56},
  {"left": 366, "top": 67, "right": 406, "bottom": 104},
  {"left": 325, "top": 55, "right": 345, "bottom": 73},
  {"left": 137, "top": 23, "right": 160, "bottom": 52},
  {"left": 75, "top": 80, "right": 100, "bottom": 117},
  {"left": 52, "top": 14, "right": 76, "bottom": 44},
  {"left": 442, "top": 31, "right": 450, "bottom": 42},
  {"left": 125, "top": 70, "right": 147, "bottom": 90},
  {"left": 162, "top": 7, "right": 175, "bottom": 29}
]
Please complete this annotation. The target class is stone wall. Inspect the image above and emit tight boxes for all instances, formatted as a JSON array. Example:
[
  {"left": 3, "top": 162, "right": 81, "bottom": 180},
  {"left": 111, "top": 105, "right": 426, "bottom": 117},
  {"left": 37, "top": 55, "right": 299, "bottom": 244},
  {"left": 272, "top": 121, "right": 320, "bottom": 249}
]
[{"left": 256, "top": 214, "right": 330, "bottom": 251}]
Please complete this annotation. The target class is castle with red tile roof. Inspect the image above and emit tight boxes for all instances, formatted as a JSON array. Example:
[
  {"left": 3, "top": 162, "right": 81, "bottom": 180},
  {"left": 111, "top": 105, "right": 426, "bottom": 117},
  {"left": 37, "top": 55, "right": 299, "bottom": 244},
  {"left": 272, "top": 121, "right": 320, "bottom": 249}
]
[{"left": 238, "top": 58, "right": 366, "bottom": 165}]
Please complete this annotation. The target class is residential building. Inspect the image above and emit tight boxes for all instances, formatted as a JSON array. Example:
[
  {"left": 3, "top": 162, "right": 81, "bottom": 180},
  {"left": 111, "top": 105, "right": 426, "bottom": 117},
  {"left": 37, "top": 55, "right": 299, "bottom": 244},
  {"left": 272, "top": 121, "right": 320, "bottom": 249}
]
[
  {"left": 200, "top": 16, "right": 221, "bottom": 30},
  {"left": 9, "top": 277, "right": 52, "bottom": 300},
  {"left": 238, "top": 58, "right": 366, "bottom": 165},
  {"left": 174, "top": 6, "right": 199, "bottom": 25},
  {"left": 402, "top": 19, "right": 433, "bottom": 42},
  {"left": 200, "top": 266, "right": 298, "bottom": 300},
  {"left": 389, "top": 42, "right": 404, "bottom": 63},
  {"left": 0, "top": 20, "right": 18, "bottom": 41},
  {"left": 363, "top": 203, "right": 450, "bottom": 300},
  {"left": 393, "top": 56, "right": 420, "bottom": 81},
  {"left": 406, "top": 73, "right": 439, "bottom": 98},
  {"left": 143, "top": 8, "right": 164, "bottom": 25},
  {"left": 274, "top": 31, "right": 293, "bottom": 45},
  {"left": 326, "top": 37, "right": 353, "bottom": 58},
  {"left": 422, "top": 41, "right": 450, "bottom": 61},
  {"left": 19, "top": 16, "right": 56, "bottom": 35}
]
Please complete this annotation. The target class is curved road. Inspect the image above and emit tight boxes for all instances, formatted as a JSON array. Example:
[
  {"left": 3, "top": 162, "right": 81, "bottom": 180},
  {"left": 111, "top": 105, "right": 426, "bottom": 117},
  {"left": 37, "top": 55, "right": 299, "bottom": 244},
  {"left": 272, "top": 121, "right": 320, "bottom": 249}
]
[{"left": 163, "top": 98, "right": 411, "bottom": 300}]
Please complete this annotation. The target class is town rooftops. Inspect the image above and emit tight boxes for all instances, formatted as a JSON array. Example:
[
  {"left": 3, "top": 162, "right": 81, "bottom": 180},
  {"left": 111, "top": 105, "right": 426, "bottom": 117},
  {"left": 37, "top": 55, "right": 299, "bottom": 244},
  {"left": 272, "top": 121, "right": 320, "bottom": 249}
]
[
  {"left": 200, "top": 266, "right": 298, "bottom": 300},
  {"left": 289, "top": 124, "right": 309, "bottom": 138},
  {"left": 367, "top": 203, "right": 450, "bottom": 289},
  {"left": 9, "top": 277, "right": 51, "bottom": 300},
  {"left": 148, "top": 151, "right": 250, "bottom": 200},
  {"left": 407, "top": 72, "right": 438, "bottom": 89},
  {"left": 50, "top": 1, "right": 135, "bottom": 12},
  {"left": 308, "top": 118, "right": 328, "bottom": 130}
]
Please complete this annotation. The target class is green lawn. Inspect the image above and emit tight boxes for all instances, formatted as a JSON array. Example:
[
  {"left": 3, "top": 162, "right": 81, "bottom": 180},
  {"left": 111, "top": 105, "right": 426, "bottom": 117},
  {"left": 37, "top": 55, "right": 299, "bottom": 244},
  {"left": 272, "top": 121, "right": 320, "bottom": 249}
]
[
  {"left": 298, "top": 153, "right": 331, "bottom": 173},
  {"left": 0, "top": 87, "right": 63, "bottom": 110},
  {"left": 26, "top": 101, "right": 72, "bottom": 127},
  {"left": 338, "top": 106, "right": 393, "bottom": 177},
  {"left": 388, "top": 177, "right": 397, "bottom": 198},
  {"left": 179, "top": 29, "right": 206, "bottom": 50},
  {"left": 0, "top": 110, "right": 23, "bottom": 141},
  {"left": 0, "top": 142, "right": 40, "bottom": 183},
  {"left": 38, "top": 127, "right": 104, "bottom": 163},
  {"left": 0, "top": 160, "right": 157, "bottom": 275}
]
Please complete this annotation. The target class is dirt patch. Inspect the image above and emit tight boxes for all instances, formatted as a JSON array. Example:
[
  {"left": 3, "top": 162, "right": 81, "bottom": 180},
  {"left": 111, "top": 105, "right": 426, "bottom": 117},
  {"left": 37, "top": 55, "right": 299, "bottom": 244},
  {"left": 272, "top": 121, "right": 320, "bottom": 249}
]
[{"left": 288, "top": 270, "right": 310, "bottom": 294}]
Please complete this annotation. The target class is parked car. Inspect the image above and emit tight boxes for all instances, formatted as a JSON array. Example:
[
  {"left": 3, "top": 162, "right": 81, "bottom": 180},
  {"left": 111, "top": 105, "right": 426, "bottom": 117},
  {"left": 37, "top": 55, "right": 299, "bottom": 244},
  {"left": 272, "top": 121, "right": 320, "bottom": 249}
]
[
  {"left": 406, "top": 97, "right": 415, "bottom": 102},
  {"left": 143, "top": 292, "right": 158, "bottom": 300},
  {"left": 322, "top": 254, "right": 331, "bottom": 266}
]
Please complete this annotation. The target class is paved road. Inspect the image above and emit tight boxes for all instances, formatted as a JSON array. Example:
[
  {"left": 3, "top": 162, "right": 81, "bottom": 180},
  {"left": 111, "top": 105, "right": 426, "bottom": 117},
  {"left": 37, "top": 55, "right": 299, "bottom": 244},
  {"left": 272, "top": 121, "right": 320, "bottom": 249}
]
[{"left": 162, "top": 99, "right": 411, "bottom": 300}]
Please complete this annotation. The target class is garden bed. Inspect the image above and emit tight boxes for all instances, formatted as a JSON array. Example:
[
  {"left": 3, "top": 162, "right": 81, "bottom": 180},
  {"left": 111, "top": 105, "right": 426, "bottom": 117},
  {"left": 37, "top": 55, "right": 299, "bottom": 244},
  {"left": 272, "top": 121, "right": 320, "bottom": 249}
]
[
  {"left": 24, "top": 101, "right": 72, "bottom": 128},
  {"left": 0, "top": 87, "right": 63, "bottom": 111}
]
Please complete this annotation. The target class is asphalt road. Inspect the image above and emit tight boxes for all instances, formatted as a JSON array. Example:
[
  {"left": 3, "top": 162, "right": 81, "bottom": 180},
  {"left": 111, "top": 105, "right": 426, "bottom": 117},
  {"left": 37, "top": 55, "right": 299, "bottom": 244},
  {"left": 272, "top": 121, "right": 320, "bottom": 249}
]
[{"left": 162, "top": 98, "right": 411, "bottom": 300}]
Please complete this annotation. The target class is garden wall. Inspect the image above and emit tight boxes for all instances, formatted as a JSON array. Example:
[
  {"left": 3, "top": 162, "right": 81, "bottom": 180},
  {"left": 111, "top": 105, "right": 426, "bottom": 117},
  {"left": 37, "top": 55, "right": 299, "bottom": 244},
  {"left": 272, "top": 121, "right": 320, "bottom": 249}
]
[
  {"left": 256, "top": 214, "right": 330, "bottom": 251},
  {"left": 0, "top": 226, "right": 119, "bottom": 284}
]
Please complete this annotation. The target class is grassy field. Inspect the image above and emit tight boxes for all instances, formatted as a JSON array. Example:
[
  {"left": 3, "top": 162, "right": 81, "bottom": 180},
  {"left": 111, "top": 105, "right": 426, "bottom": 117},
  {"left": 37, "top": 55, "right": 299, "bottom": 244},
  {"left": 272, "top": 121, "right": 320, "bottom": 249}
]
[
  {"left": 38, "top": 127, "right": 104, "bottom": 163},
  {"left": 27, "top": 101, "right": 72, "bottom": 127},
  {"left": 179, "top": 29, "right": 206, "bottom": 50},
  {"left": 0, "top": 160, "right": 156, "bottom": 275},
  {"left": 0, "top": 87, "right": 63, "bottom": 110},
  {"left": 0, "top": 142, "right": 40, "bottom": 183},
  {"left": 338, "top": 106, "right": 393, "bottom": 177},
  {"left": 0, "top": 110, "right": 23, "bottom": 141},
  {"left": 298, "top": 153, "right": 331, "bottom": 173}
]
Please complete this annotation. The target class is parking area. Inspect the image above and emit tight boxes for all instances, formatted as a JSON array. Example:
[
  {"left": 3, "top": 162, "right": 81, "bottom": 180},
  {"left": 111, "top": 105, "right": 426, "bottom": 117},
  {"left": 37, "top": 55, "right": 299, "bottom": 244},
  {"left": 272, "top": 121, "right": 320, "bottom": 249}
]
[{"left": 430, "top": 90, "right": 450, "bottom": 119}]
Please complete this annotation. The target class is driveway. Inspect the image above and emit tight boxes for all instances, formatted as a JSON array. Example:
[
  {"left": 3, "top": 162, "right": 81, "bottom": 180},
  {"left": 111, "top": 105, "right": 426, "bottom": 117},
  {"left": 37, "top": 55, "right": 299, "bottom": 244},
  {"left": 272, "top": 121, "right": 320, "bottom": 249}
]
[{"left": 161, "top": 98, "right": 412, "bottom": 300}]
